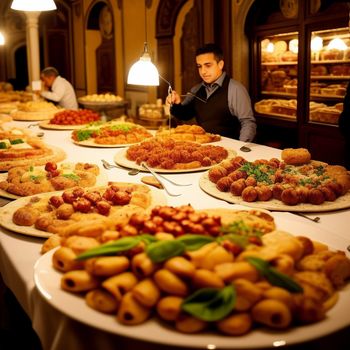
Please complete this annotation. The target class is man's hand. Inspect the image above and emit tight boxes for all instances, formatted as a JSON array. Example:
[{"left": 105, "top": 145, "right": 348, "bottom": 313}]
[{"left": 166, "top": 91, "right": 181, "bottom": 105}]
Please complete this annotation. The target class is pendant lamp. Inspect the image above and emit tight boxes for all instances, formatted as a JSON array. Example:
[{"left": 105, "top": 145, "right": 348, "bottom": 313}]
[
  {"left": 127, "top": 42, "right": 160, "bottom": 86},
  {"left": 127, "top": 2, "right": 160, "bottom": 86},
  {"left": 11, "top": 0, "right": 57, "bottom": 11}
]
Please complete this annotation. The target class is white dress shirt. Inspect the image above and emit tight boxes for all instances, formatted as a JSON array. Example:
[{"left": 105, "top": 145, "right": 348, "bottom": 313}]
[{"left": 41, "top": 75, "right": 78, "bottom": 109}]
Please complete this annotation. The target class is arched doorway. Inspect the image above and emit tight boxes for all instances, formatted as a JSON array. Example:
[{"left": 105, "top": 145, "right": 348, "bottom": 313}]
[{"left": 86, "top": 0, "right": 116, "bottom": 94}]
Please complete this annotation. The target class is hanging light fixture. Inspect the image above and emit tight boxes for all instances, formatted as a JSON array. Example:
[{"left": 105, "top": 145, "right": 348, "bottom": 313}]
[
  {"left": 127, "top": 2, "right": 160, "bottom": 86},
  {"left": 11, "top": 0, "right": 57, "bottom": 12},
  {"left": 127, "top": 42, "right": 160, "bottom": 86}
]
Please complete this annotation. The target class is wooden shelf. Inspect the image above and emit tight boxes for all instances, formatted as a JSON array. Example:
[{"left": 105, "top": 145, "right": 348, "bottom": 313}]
[
  {"left": 311, "top": 59, "right": 350, "bottom": 64},
  {"left": 261, "top": 61, "right": 297, "bottom": 66},
  {"left": 310, "top": 75, "right": 350, "bottom": 80}
]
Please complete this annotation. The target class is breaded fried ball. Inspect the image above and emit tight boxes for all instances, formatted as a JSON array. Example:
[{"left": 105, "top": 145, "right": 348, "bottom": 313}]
[{"left": 281, "top": 148, "right": 311, "bottom": 165}]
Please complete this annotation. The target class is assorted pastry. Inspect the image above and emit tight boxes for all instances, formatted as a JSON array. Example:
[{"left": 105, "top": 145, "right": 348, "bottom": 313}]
[
  {"left": 126, "top": 139, "right": 229, "bottom": 170},
  {"left": 71, "top": 120, "right": 152, "bottom": 145},
  {"left": 47, "top": 205, "right": 350, "bottom": 335},
  {"left": 155, "top": 125, "right": 221, "bottom": 143},
  {"left": 0, "top": 161, "right": 101, "bottom": 197}
]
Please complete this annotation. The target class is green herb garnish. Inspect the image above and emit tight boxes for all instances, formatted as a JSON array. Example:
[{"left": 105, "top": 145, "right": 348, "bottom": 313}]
[
  {"left": 146, "top": 240, "right": 186, "bottom": 263},
  {"left": 246, "top": 256, "right": 303, "bottom": 293},
  {"left": 75, "top": 129, "right": 99, "bottom": 141},
  {"left": 10, "top": 138, "right": 24, "bottom": 145},
  {"left": 0, "top": 142, "right": 8, "bottom": 149},
  {"left": 181, "top": 285, "right": 236, "bottom": 321},
  {"left": 62, "top": 173, "right": 81, "bottom": 181}
]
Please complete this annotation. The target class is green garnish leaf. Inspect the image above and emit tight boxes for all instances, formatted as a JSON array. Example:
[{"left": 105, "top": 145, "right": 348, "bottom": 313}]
[
  {"left": 76, "top": 236, "right": 142, "bottom": 260},
  {"left": 146, "top": 240, "right": 186, "bottom": 263},
  {"left": 177, "top": 234, "right": 215, "bottom": 251},
  {"left": 75, "top": 129, "right": 98, "bottom": 141},
  {"left": 10, "top": 138, "right": 24, "bottom": 145},
  {"left": 0, "top": 142, "right": 8, "bottom": 149},
  {"left": 29, "top": 166, "right": 34, "bottom": 172},
  {"left": 62, "top": 173, "right": 81, "bottom": 181},
  {"left": 246, "top": 256, "right": 303, "bottom": 293},
  {"left": 181, "top": 285, "right": 236, "bottom": 321}
]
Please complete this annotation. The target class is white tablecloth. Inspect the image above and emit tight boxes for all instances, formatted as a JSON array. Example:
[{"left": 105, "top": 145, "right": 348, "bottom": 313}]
[{"left": 1, "top": 120, "right": 350, "bottom": 350}]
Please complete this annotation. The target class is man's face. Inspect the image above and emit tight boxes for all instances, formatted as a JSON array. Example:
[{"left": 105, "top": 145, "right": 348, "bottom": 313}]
[
  {"left": 40, "top": 74, "right": 55, "bottom": 88},
  {"left": 196, "top": 53, "right": 224, "bottom": 84}
]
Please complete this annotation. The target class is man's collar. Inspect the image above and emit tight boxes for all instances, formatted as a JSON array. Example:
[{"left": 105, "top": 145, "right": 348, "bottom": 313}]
[{"left": 202, "top": 72, "right": 226, "bottom": 88}]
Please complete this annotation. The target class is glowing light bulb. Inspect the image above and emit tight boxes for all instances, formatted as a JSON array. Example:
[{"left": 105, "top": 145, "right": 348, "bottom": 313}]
[
  {"left": 289, "top": 39, "right": 298, "bottom": 54},
  {"left": 311, "top": 36, "right": 323, "bottom": 52},
  {"left": 266, "top": 42, "right": 274, "bottom": 53},
  {"left": 327, "top": 38, "right": 347, "bottom": 51}
]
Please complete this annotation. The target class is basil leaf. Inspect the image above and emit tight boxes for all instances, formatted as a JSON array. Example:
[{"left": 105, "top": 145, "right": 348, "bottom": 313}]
[
  {"left": 246, "top": 256, "right": 303, "bottom": 293},
  {"left": 181, "top": 285, "right": 236, "bottom": 322},
  {"left": 10, "top": 138, "right": 24, "bottom": 145},
  {"left": 76, "top": 236, "right": 142, "bottom": 260},
  {"left": 139, "top": 234, "right": 158, "bottom": 245},
  {"left": 177, "top": 234, "right": 215, "bottom": 251},
  {"left": 62, "top": 173, "right": 81, "bottom": 181},
  {"left": 146, "top": 240, "right": 185, "bottom": 263}
]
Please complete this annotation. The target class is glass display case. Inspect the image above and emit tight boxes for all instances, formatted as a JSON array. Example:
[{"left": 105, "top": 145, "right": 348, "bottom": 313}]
[
  {"left": 247, "top": 1, "right": 349, "bottom": 166},
  {"left": 308, "top": 27, "right": 349, "bottom": 125},
  {"left": 255, "top": 32, "right": 299, "bottom": 121}
]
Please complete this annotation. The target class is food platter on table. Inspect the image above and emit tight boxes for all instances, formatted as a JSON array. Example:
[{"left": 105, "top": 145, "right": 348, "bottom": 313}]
[
  {"left": 0, "top": 163, "right": 108, "bottom": 200},
  {"left": 199, "top": 172, "right": 350, "bottom": 212},
  {"left": 33, "top": 216, "right": 350, "bottom": 348},
  {"left": 71, "top": 120, "right": 153, "bottom": 147},
  {"left": 0, "top": 144, "right": 66, "bottom": 172},
  {"left": 114, "top": 148, "right": 237, "bottom": 174},
  {"left": 38, "top": 120, "right": 95, "bottom": 130},
  {"left": 0, "top": 184, "right": 167, "bottom": 238}
]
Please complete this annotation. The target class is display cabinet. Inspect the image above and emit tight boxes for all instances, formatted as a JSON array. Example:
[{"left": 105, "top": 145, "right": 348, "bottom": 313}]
[{"left": 247, "top": 1, "right": 349, "bottom": 166}]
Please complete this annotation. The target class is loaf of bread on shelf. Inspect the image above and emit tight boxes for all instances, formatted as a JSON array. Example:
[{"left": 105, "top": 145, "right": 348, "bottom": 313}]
[
  {"left": 281, "top": 50, "right": 298, "bottom": 62},
  {"left": 335, "top": 103, "right": 344, "bottom": 112},
  {"left": 329, "top": 65, "right": 350, "bottom": 76},
  {"left": 283, "top": 78, "right": 298, "bottom": 94},
  {"left": 270, "top": 99, "right": 297, "bottom": 117},
  {"left": 310, "top": 82, "right": 327, "bottom": 94},
  {"left": 270, "top": 69, "right": 287, "bottom": 87},
  {"left": 320, "top": 49, "right": 344, "bottom": 61},
  {"left": 311, "top": 65, "right": 328, "bottom": 76},
  {"left": 310, "top": 106, "right": 341, "bottom": 124},
  {"left": 320, "top": 84, "right": 346, "bottom": 97}
]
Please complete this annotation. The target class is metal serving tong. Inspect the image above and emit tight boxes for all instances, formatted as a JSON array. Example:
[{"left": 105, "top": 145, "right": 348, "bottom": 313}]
[{"left": 140, "top": 162, "right": 184, "bottom": 197}]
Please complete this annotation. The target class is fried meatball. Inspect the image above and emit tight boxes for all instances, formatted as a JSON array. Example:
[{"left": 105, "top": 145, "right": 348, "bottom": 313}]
[
  {"left": 272, "top": 184, "right": 284, "bottom": 200},
  {"left": 245, "top": 176, "right": 257, "bottom": 187},
  {"left": 241, "top": 186, "right": 258, "bottom": 202},
  {"left": 281, "top": 148, "right": 311, "bottom": 165},
  {"left": 56, "top": 203, "right": 75, "bottom": 220},
  {"left": 216, "top": 176, "right": 233, "bottom": 192},
  {"left": 256, "top": 185, "right": 272, "bottom": 201},
  {"left": 280, "top": 188, "right": 300, "bottom": 205},
  {"left": 230, "top": 179, "right": 246, "bottom": 196},
  {"left": 228, "top": 169, "right": 247, "bottom": 182},
  {"left": 208, "top": 166, "right": 227, "bottom": 183},
  {"left": 296, "top": 186, "right": 309, "bottom": 203},
  {"left": 307, "top": 188, "right": 325, "bottom": 205},
  {"left": 318, "top": 186, "right": 336, "bottom": 202},
  {"left": 219, "top": 159, "right": 237, "bottom": 173},
  {"left": 13, "top": 207, "right": 41, "bottom": 226}
]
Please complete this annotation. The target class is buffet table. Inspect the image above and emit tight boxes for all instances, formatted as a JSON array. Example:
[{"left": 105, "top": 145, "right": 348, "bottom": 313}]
[{"left": 1, "top": 120, "right": 350, "bottom": 350}]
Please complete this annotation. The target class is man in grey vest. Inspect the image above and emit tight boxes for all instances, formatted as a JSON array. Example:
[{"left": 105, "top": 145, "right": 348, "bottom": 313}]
[{"left": 168, "top": 43, "right": 256, "bottom": 142}]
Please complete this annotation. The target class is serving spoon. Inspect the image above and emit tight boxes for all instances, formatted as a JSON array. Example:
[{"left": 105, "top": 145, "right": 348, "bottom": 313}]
[
  {"left": 240, "top": 144, "right": 252, "bottom": 152},
  {"left": 101, "top": 159, "right": 140, "bottom": 175}
]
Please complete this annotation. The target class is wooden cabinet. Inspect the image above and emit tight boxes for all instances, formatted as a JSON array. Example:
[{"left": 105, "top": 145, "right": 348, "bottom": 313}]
[{"left": 247, "top": 1, "right": 348, "bottom": 166}]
